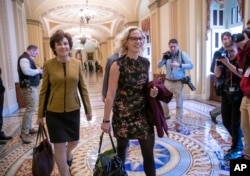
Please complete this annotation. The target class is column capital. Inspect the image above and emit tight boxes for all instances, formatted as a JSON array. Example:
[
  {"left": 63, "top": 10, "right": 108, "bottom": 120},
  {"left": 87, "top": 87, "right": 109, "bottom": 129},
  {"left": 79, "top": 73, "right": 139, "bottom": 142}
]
[
  {"left": 107, "top": 37, "right": 115, "bottom": 40},
  {"left": 27, "top": 19, "right": 43, "bottom": 27},
  {"left": 100, "top": 42, "right": 107, "bottom": 45},
  {"left": 12, "top": 0, "right": 24, "bottom": 5},
  {"left": 125, "top": 21, "right": 139, "bottom": 27},
  {"left": 148, "top": 0, "right": 168, "bottom": 11}
]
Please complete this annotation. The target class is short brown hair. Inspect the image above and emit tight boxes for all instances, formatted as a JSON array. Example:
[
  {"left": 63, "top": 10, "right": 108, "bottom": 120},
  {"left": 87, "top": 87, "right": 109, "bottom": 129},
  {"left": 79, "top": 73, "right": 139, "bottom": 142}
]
[
  {"left": 50, "top": 30, "right": 73, "bottom": 56},
  {"left": 168, "top": 39, "right": 178, "bottom": 45},
  {"left": 221, "top": 31, "right": 231, "bottom": 41},
  {"left": 27, "top": 45, "right": 38, "bottom": 51}
]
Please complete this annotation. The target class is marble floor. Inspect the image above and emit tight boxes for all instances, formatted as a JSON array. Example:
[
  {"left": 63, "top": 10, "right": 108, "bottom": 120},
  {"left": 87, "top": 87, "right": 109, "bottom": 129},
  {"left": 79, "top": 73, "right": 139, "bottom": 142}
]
[{"left": 0, "top": 72, "right": 233, "bottom": 176}]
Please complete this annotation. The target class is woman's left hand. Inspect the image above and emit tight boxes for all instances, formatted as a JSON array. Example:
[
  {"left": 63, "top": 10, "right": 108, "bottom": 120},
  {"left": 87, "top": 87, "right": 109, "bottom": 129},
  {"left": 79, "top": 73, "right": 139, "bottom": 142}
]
[{"left": 150, "top": 86, "right": 158, "bottom": 97}]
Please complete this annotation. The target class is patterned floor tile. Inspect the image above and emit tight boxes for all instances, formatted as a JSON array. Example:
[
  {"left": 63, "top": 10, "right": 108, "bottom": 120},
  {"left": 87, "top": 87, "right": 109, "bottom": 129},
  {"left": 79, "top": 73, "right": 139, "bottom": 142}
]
[{"left": 0, "top": 72, "right": 231, "bottom": 176}]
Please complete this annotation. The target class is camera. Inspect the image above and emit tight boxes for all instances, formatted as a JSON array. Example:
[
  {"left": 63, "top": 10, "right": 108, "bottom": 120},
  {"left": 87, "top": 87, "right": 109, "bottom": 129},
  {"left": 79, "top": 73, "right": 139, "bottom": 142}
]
[
  {"left": 163, "top": 51, "right": 172, "bottom": 60},
  {"left": 214, "top": 50, "right": 229, "bottom": 59},
  {"left": 232, "top": 29, "right": 250, "bottom": 43},
  {"left": 182, "top": 76, "right": 196, "bottom": 91},
  {"left": 214, "top": 50, "right": 229, "bottom": 66},
  {"left": 20, "top": 79, "right": 31, "bottom": 88}
]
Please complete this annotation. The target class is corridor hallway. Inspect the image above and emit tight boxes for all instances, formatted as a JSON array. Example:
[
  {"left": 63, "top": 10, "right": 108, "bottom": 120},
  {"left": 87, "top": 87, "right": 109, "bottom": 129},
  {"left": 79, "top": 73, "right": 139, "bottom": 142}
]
[{"left": 0, "top": 72, "right": 230, "bottom": 176}]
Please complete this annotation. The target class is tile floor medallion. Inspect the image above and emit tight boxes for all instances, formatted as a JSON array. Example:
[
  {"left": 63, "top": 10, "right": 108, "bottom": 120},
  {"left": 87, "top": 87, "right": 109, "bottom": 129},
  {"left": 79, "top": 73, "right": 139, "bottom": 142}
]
[{"left": 0, "top": 73, "right": 233, "bottom": 176}]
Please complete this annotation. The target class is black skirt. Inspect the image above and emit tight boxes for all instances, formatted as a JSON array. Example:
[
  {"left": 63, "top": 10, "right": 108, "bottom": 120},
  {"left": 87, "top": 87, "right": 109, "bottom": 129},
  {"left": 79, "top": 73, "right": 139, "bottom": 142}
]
[{"left": 46, "top": 110, "right": 80, "bottom": 143}]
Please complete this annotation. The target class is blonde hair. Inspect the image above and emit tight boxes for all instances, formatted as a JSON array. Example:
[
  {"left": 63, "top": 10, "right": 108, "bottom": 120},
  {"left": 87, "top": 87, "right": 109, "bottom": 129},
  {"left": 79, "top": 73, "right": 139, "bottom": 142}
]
[{"left": 113, "top": 26, "right": 146, "bottom": 55}]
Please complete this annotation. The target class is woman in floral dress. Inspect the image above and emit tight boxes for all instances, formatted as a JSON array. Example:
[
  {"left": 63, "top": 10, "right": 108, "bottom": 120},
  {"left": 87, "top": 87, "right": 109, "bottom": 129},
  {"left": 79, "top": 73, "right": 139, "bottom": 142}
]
[{"left": 101, "top": 26, "right": 158, "bottom": 176}]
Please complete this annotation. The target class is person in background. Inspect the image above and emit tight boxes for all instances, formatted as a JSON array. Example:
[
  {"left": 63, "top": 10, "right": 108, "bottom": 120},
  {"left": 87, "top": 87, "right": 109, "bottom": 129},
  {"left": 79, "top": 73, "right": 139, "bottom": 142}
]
[
  {"left": 246, "top": 18, "right": 250, "bottom": 29},
  {"left": 75, "top": 51, "right": 85, "bottom": 71},
  {"left": 0, "top": 67, "right": 12, "bottom": 145},
  {"left": 101, "top": 26, "right": 158, "bottom": 176},
  {"left": 102, "top": 34, "right": 123, "bottom": 102},
  {"left": 17, "top": 45, "right": 43, "bottom": 144},
  {"left": 209, "top": 32, "right": 232, "bottom": 124},
  {"left": 75, "top": 51, "right": 82, "bottom": 61},
  {"left": 214, "top": 41, "right": 243, "bottom": 160},
  {"left": 101, "top": 52, "right": 120, "bottom": 102},
  {"left": 157, "top": 39, "right": 193, "bottom": 132},
  {"left": 236, "top": 29, "right": 250, "bottom": 160},
  {"left": 37, "top": 30, "right": 92, "bottom": 176}
]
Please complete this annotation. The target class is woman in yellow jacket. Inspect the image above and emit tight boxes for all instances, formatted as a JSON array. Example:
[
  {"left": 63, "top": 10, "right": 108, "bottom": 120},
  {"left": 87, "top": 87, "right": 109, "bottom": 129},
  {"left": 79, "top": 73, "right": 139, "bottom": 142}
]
[{"left": 37, "top": 30, "right": 92, "bottom": 176}]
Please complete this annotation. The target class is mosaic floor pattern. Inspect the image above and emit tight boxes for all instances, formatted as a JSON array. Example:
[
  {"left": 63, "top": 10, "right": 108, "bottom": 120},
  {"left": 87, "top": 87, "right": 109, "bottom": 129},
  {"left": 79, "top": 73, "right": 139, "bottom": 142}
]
[{"left": 0, "top": 72, "right": 232, "bottom": 176}]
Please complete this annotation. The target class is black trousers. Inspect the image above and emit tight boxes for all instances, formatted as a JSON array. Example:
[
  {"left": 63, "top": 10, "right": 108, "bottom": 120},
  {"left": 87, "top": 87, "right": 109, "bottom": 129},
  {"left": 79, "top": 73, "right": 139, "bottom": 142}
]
[
  {"left": 0, "top": 93, "right": 4, "bottom": 133},
  {"left": 221, "top": 92, "right": 243, "bottom": 151},
  {"left": 116, "top": 137, "right": 156, "bottom": 176}
]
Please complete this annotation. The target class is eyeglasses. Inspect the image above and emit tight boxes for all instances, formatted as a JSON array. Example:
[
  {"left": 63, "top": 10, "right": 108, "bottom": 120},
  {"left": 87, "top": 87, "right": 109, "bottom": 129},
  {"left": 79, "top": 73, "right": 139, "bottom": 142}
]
[{"left": 128, "top": 37, "right": 145, "bottom": 42}]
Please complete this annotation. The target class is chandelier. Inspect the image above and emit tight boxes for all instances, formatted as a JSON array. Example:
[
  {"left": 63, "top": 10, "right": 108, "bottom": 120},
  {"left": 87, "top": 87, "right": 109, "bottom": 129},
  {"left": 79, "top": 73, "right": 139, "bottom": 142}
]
[{"left": 80, "top": 0, "right": 95, "bottom": 24}]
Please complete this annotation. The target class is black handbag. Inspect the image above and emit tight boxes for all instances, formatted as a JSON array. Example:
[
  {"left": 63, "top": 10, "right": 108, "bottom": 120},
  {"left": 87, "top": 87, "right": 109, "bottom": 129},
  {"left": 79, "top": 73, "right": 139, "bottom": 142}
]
[
  {"left": 93, "top": 132, "right": 128, "bottom": 176},
  {"left": 32, "top": 124, "right": 54, "bottom": 176}
]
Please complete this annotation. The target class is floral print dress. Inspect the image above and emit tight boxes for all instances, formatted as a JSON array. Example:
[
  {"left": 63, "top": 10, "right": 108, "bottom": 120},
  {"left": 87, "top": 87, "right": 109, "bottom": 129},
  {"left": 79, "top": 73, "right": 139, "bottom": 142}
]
[{"left": 112, "top": 56, "right": 154, "bottom": 140}]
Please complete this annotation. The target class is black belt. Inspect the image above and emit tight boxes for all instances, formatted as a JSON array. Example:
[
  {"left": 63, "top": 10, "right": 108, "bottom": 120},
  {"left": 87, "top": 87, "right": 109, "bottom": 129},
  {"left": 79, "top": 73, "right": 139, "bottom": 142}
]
[{"left": 166, "top": 79, "right": 182, "bottom": 83}]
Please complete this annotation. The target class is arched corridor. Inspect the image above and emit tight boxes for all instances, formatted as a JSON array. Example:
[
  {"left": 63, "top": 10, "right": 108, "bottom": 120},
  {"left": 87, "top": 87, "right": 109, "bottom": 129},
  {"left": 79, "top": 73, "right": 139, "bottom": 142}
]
[{"left": 0, "top": 72, "right": 231, "bottom": 176}]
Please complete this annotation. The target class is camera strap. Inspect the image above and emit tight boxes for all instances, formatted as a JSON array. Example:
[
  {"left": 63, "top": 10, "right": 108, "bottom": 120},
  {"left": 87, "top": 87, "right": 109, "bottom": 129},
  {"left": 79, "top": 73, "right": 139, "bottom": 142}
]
[
  {"left": 230, "top": 71, "right": 233, "bottom": 87},
  {"left": 180, "top": 51, "right": 191, "bottom": 77}
]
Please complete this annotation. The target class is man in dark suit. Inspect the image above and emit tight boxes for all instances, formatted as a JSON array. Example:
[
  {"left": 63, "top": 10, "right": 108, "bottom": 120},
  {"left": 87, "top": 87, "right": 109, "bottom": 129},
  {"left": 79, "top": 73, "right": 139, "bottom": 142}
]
[
  {"left": 0, "top": 67, "right": 12, "bottom": 145},
  {"left": 102, "top": 52, "right": 120, "bottom": 102}
]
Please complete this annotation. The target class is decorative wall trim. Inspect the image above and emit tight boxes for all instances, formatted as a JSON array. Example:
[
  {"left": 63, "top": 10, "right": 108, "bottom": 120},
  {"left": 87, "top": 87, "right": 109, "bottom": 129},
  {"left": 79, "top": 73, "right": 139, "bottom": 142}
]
[
  {"left": 0, "top": 0, "right": 14, "bottom": 89},
  {"left": 26, "top": 19, "right": 43, "bottom": 27}
]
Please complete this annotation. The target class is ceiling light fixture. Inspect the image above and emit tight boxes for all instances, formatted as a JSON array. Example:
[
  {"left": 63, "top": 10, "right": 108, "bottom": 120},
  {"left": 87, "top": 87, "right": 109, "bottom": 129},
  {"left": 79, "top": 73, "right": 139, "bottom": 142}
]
[{"left": 80, "top": 0, "right": 95, "bottom": 24}]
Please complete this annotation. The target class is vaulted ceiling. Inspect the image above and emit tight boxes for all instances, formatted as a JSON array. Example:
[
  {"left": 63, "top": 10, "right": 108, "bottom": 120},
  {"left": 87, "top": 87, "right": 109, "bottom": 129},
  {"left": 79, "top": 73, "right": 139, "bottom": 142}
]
[{"left": 24, "top": 0, "right": 150, "bottom": 50}]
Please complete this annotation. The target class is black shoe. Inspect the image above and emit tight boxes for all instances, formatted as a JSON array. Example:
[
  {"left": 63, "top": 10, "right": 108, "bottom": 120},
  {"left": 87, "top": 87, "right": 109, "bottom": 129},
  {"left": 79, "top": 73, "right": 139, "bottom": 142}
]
[
  {"left": 0, "top": 134, "right": 13, "bottom": 140},
  {"left": 209, "top": 111, "right": 217, "bottom": 124},
  {"left": 67, "top": 158, "right": 73, "bottom": 167},
  {"left": 0, "top": 141, "right": 6, "bottom": 145}
]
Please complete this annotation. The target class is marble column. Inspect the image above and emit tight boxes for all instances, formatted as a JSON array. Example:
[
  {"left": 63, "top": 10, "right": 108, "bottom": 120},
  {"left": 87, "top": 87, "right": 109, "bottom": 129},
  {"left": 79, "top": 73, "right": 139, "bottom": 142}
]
[
  {"left": 26, "top": 19, "right": 44, "bottom": 67},
  {"left": 43, "top": 37, "right": 51, "bottom": 62},
  {"left": 99, "top": 42, "right": 107, "bottom": 69}
]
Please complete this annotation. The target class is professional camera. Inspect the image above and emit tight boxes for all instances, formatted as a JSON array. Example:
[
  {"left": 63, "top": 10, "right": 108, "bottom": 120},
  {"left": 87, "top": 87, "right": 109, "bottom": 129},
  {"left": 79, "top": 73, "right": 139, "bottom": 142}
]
[
  {"left": 232, "top": 29, "right": 250, "bottom": 43},
  {"left": 214, "top": 50, "right": 230, "bottom": 66},
  {"left": 163, "top": 51, "right": 172, "bottom": 60},
  {"left": 182, "top": 76, "right": 196, "bottom": 91}
]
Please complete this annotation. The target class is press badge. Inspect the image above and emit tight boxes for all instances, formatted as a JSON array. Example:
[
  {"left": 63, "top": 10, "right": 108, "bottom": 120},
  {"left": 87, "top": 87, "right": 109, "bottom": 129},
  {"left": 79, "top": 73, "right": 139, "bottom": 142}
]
[{"left": 244, "top": 67, "right": 250, "bottom": 77}]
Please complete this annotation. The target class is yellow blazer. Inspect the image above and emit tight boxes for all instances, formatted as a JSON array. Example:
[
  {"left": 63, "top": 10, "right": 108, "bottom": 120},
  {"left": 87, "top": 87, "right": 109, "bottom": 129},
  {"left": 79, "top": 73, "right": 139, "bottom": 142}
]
[{"left": 38, "top": 58, "right": 92, "bottom": 118}]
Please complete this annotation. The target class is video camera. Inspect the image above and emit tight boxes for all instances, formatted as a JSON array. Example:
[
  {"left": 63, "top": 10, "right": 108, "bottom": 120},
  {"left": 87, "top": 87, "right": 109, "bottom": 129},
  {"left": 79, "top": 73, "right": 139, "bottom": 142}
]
[
  {"left": 163, "top": 51, "right": 172, "bottom": 60},
  {"left": 232, "top": 29, "right": 250, "bottom": 43},
  {"left": 182, "top": 76, "right": 196, "bottom": 91}
]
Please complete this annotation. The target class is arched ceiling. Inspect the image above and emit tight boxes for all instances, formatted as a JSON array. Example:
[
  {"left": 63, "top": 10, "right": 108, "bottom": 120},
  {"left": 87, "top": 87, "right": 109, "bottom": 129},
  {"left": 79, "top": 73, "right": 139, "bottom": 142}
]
[{"left": 24, "top": 0, "right": 149, "bottom": 50}]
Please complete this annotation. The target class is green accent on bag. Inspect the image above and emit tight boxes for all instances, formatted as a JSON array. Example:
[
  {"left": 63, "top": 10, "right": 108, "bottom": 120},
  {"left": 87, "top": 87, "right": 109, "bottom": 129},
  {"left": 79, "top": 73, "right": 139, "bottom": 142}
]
[{"left": 93, "top": 132, "right": 128, "bottom": 176}]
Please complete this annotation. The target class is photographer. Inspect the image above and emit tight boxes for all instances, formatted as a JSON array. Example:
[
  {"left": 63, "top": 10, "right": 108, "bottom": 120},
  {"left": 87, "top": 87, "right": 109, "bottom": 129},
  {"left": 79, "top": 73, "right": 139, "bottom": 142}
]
[
  {"left": 157, "top": 39, "right": 193, "bottom": 132},
  {"left": 209, "top": 32, "right": 232, "bottom": 124},
  {"left": 236, "top": 28, "right": 250, "bottom": 161},
  {"left": 214, "top": 41, "right": 243, "bottom": 160}
]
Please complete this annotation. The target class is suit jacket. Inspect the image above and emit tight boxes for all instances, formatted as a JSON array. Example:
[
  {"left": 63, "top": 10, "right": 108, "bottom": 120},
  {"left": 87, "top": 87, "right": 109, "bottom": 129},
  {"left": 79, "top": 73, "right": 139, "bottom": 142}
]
[
  {"left": 38, "top": 58, "right": 92, "bottom": 118},
  {"left": 147, "top": 80, "right": 173, "bottom": 137},
  {"left": 102, "top": 53, "right": 120, "bottom": 97}
]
